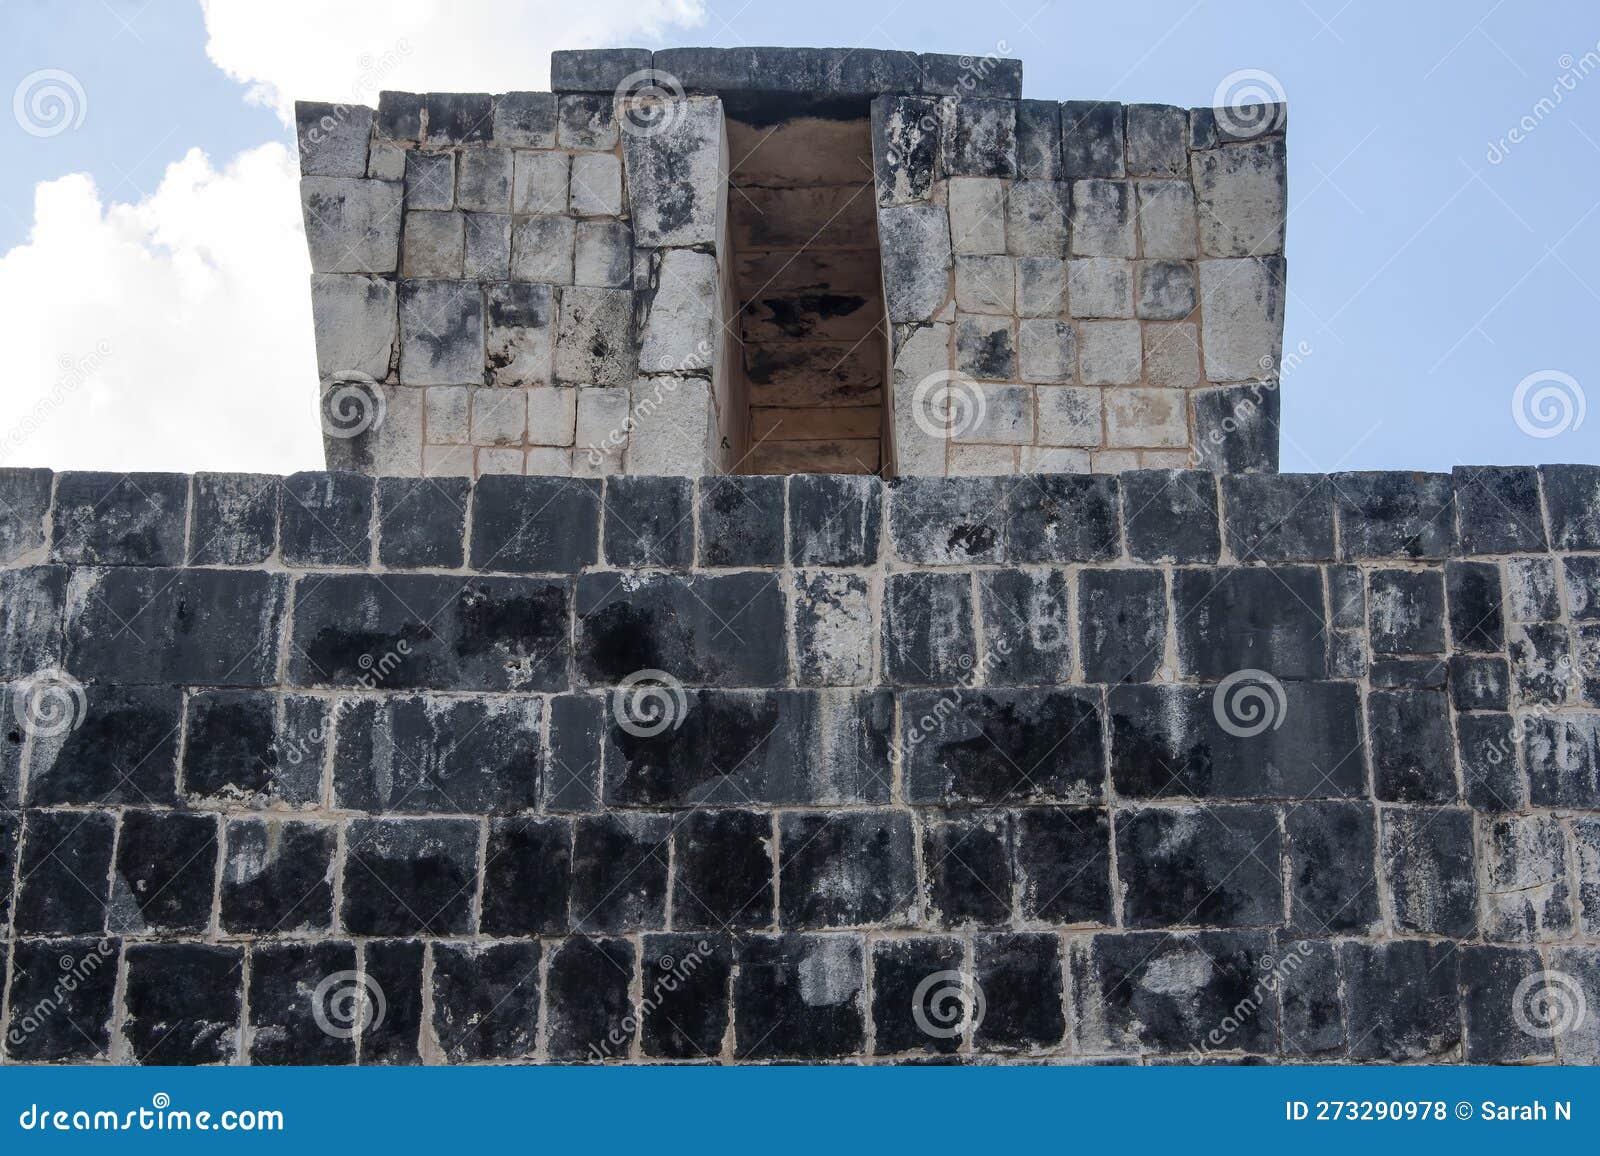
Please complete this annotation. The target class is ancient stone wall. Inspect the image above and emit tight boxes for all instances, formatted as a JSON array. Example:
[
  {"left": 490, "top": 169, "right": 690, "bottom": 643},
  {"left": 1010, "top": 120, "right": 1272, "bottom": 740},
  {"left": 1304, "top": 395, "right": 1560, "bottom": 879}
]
[
  {"left": 2, "top": 464, "right": 1598, "bottom": 1064},
  {"left": 297, "top": 48, "right": 1285, "bottom": 478}
]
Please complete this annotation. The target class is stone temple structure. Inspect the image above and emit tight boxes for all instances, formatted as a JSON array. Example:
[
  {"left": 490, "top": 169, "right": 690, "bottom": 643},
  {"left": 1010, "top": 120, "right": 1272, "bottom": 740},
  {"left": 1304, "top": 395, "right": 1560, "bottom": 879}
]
[
  {"left": 299, "top": 47, "right": 1283, "bottom": 479},
  {"left": 0, "top": 47, "right": 1597, "bottom": 1067}
]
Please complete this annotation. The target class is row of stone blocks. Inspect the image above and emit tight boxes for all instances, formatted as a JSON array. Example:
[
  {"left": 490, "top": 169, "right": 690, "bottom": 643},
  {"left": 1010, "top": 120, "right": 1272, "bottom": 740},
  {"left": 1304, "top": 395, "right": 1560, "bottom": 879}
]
[
  {"left": 8, "top": 464, "right": 1600, "bottom": 572},
  {"left": 5, "top": 930, "right": 1594, "bottom": 1064}
]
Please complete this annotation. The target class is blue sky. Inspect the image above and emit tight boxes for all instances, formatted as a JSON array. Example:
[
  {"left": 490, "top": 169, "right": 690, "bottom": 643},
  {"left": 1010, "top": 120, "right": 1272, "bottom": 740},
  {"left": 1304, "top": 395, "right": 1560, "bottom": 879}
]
[{"left": 1, "top": 0, "right": 1595, "bottom": 472}]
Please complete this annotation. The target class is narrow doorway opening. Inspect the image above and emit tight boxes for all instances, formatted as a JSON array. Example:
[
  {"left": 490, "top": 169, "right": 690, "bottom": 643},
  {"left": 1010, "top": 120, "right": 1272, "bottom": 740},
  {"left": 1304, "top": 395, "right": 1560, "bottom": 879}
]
[{"left": 724, "top": 97, "right": 888, "bottom": 474}]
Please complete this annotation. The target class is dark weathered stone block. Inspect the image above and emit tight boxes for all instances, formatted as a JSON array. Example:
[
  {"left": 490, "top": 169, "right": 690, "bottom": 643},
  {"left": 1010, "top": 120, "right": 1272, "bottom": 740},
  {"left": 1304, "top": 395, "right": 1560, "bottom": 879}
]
[
  {"left": 1541, "top": 464, "right": 1600, "bottom": 550},
  {"left": 871, "top": 937, "right": 965, "bottom": 1055},
  {"left": 639, "top": 933, "right": 734, "bottom": 1060},
  {"left": 1449, "top": 654, "right": 1510, "bottom": 712},
  {"left": 51, "top": 471, "right": 187, "bottom": 565},
  {"left": 1016, "top": 99, "right": 1062, "bottom": 180},
  {"left": 1509, "top": 622, "right": 1571, "bottom": 706},
  {"left": 545, "top": 692, "right": 603, "bottom": 812},
  {"left": 122, "top": 942, "right": 243, "bottom": 1065},
  {"left": 571, "top": 812, "right": 670, "bottom": 933},
  {"left": 1367, "top": 567, "right": 1445, "bottom": 655},
  {"left": 576, "top": 571, "right": 787, "bottom": 686},
  {"left": 424, "top": 92, "right": 494, "bottom": 145},
  {"left": 1327, "top": 563, "right": 1363, "bottom": 627},
  {"left": 1191, "top": 382, "right": 1279, "bottom": 473},
  {"left": 1446, "top": 560, "right": 1504, "bottom": 653},
  {"left": 550, "top": 48, "right": 652, "bottom": 91},
  {"left": 1278, "top": 939, "right": 1345, "bottom": 1057},
  {"left": 65, "top": 567, "right": 288, "bottom": 687},
  {"left": 882, "top": 571, "right": 976, "bottom": 685},
  {"left": 672, "top": 808, "right": 773, "bottom": 930},
  {"left": 604, "top": 475, "right": 693, "bottom": 567},
  {"left": 889, "top": 475, "right": 1006, "bottom": 564},
  {"left": 26, "top": 683, "right": 180, "bottom": 806},
  {"left": 1220, "top": 473, "right": 1334, "bottom": 562},
  {"left": 1078, "top": 567, "right": 1165, "bottom": 683},
  {"left": 1285, "top": 801, "right": 1378, "bottom": 933},
  {"left": 1116, "top": 804, "right": 1281, "bottom": 929},
  {"left": 546, "top": 936, "right": 635, "bottom": 1062},
  {"left": 281, "top": 471, "right": 372, "bottom": 567},
  {"left": 1456, "top": 710, "right": 1523, "bottom": 812},
  {"left": 1108, "top": 681, "right": 1364, "bottom": 800},
  {"left": 1173, "top": 566, "right": 1326, "bottom": 680},
  {"left": 903, "top": 687, "right": 1104, "bottom": 804},
  {"left": 1460, "top": 945, "right": 1556, "bottom": 1062},
  {"left": 873, "top": 95, "right": 941, "bottom": 205},
  {"left": 1524, "top": 714, "right": 1599, "bottom": 808},
  {"left": 1452, "top": 466, "right": 1546, "bottom": 554},
  {"left": 1121, "top": 469, "right": 1219, "bottom": 563},
  {"left": 431, "top": 941, "right": 541, "bottom": 1063},
  {"left": 699, "top": 474, "right": 783, "bottom": 566},
  {"left": 789, "top": 474, "right": 881, "bottom": 566},
  {"left": 1061, "top": 100, "right": 1124, "bottom": 178},
  {"left": 1506, "top": 556, "right": 1560, "bottom": 621},
  {"left": 189, "top": 472, "right": 278, "bottom": 565},
  {"left": 377, "top": 476, "right": 468, "bottom": 568},
  {"left": 376, "top": 91, "right": 422, "bottom": 141},
  {"left": 734, "top": 934, "right": 864, "bottom": 1060},
  {"left": 480, "top": 816, "right": 570, "bottom": 936},
  {"left": 359, "top": 940, "right": 425, "bottom": 1064},
  {"left": 182, "top": 690, "right": 324, "bottom": 807},
  {"left": 289, "top": 573, "right": 570, "bottom": 691},
  {"left": 918, "top": 52, "right": 1022, "bottom": 98},
  {"left": 1480, "top": 813, "right": 1571, "bottom": 942},
  {"left": 334, "top": 693, "right": 541, "bottom": 814},
  {"left": 1015, "top": 806, "right": 1111, "bottom": 925},
  {"left": 341, "top": 817, "right": 478, "bottom": 936},
  {"left": 1382, "top": 806, "right": 1476, "bottom": 937},
  {"left": 1, "top": 565, "right": 65, "bottom": 676},
  {"left": 247, "top": 942, "right": 357, "bottom": 1064},
  {"left": 778, "top": 809, "right": 915, "bottom": 929},
  {"left": 1339, "top": 940, "right": 1460, "bottom": 1061},
  {"left": 604, "top": 688, "right": 892, "bottom": 807},
  {"left": 944, "top": 98, "right": 1017, "bottom": 178},
  {"left": 111, "top": 810, "right": 217, "bottom": 934},
  {"left": 491, "top": 91, "right": 556, "bottom": 147},
  {"left": 1368, "top": 657, "right": 1446, "bottom": 689},
  {"left": 1367, "top": 688, "right": 1456, "bottom": 803},
  {"left": 1333, "top": 471, "right": 1454, "bottom": 560},
  {"left": 5, "top": 937, "right": 119, "bottom": 1061},
  {"left": 1072, "top": 930, "right": 1277, "bottom": 1054},
  {"left": 470, "top": 475, "right": 600, "bottom": 573},
  {"left": 0, "top": 466, "right": 52, "bottom": 563},
  {"left": 221, "top": 819, "right": 335, "bottom": 935},
  {"left": 973, "top": 932, "right": 1065, "bottom": 1051},
  {"left": 922, "top": 810, "right": 1012, "bottom": 927},
  {"left": 977, "top": 567, "right": 1071, "bottom": 684},
  {"left": 1007, "top": 473, "right": 1120, "bottom": 562}
]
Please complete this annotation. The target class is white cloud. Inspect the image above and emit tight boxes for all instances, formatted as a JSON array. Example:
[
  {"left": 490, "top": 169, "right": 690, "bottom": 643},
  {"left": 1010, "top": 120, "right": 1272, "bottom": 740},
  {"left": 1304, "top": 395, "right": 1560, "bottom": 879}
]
[
  {"left": 0, "top": 144, "right": 323, "bottom": 474},
  {"left": 2, "top": 0, "right": 709, "bottom": 474},
  {"left": 198, "top": 0, "right": 707, "bottom": 122}
]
